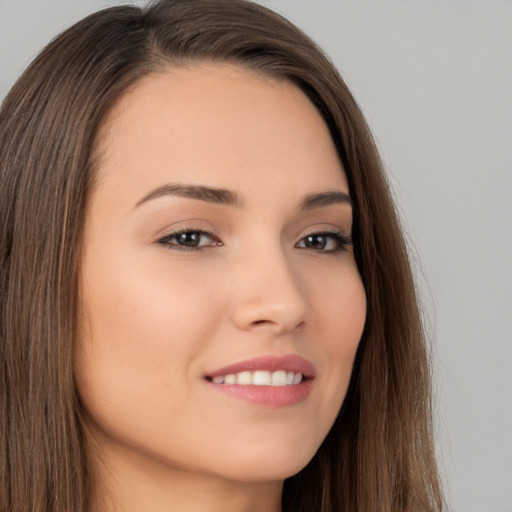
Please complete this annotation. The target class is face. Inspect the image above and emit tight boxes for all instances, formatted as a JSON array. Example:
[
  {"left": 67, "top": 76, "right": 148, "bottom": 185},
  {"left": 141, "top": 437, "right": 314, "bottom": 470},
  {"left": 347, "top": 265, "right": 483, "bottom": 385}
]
[{"left": 76, "top": 63, "right": 366, "bottom": 485}]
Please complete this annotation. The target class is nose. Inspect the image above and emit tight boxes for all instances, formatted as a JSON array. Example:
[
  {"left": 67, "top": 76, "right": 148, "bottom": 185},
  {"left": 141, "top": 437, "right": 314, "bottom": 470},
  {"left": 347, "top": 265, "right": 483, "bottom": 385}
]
[{"left": 230, "top": 246, "right": 308, "bottom": 335}]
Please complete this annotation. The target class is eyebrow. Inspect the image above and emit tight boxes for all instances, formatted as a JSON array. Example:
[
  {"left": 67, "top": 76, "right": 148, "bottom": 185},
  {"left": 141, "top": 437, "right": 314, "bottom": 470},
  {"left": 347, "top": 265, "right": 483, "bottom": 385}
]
[
  {"left": 299, "top": 191, "right": 352, "bottom": 210},
  {"left": 135, "top": 183, "right": 352, "bottom": 210},
  {"left": 135, "top": 184, "right": 244, "bottom": 208}
]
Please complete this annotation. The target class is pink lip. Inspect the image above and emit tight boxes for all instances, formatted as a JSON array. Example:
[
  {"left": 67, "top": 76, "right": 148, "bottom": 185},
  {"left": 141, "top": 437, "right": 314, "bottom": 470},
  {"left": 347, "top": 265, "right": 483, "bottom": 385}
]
[
  {"left": 205, "top": 354, "right": 315, "bottom": 408},
  {"left": 206, "top": 354, "right": 316, "bottom": 379}
]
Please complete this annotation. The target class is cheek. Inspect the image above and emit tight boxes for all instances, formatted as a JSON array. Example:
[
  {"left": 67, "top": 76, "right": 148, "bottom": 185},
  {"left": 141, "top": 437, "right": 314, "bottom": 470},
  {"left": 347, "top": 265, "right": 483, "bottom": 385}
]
[
  {"left": 307, "top": 263, "right": 366, "bottom": 407},
  {"left": 74, "top": 256, "right": 224, "bottom": 430},
  {"left": 79, "top": 251, "right": 220, "bottom": 359},
  {"left": 326, "top": 272, "right": 366, "bottom": 356},
  {"left": 308, "top": 258, "right": 366, "bottom": 345}
]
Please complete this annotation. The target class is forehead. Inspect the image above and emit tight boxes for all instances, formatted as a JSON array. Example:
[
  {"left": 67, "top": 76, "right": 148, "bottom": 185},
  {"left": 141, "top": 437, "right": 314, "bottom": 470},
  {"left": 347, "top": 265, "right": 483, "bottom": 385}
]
[{"left": 93, "top": 62, "right": 348, "bottom": 208}]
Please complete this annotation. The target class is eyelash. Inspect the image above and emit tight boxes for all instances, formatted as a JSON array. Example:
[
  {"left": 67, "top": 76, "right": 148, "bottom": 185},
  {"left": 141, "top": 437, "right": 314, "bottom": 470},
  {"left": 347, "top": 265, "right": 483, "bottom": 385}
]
[
  {"left": 156, "top": 229, "right": 220, "bottom": 252},
  {"left": 156, "top": 228, "right": 353, "bottom": 253},
  {"left": 296, "top": 230, "right": 353, "bottom": 253}
]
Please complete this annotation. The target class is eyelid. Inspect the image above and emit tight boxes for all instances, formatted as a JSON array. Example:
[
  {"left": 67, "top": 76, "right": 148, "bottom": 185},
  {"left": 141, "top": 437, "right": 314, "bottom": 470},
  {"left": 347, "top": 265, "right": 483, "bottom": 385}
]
[
  {"left": 156, "top": 226, "right": 222, "bottom": 251},
  {"left": 295, "top": 226, "right": 353, "bottom": 253},
  {"left": 152, "top": 218, "right": 217, "bottom": 242},
  {"left": 153, "top": 222, "right": 352, "bottom": 253}
]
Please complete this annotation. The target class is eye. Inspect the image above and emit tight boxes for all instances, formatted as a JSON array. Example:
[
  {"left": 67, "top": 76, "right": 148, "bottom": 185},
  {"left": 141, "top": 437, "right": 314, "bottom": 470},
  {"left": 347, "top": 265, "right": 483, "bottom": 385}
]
[
  {"left": 296, "top": 231, "right": 352, "bottom": 253},
  {"left": 156, "top": 229, "right": 221, "bottom": 251}
]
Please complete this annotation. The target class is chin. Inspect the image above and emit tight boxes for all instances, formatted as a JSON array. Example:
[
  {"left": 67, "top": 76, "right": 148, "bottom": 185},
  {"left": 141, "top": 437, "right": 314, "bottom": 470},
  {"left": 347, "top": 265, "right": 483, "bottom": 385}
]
[{"left": 206, "top": 438, "right": 320, "bottom": 483}]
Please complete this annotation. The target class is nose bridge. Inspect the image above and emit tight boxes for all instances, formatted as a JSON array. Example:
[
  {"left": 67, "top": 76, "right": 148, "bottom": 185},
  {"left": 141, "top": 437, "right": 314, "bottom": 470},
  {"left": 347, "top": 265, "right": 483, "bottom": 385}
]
[{"left": 230, "top": 238, "right": 308, "bottom": 333}]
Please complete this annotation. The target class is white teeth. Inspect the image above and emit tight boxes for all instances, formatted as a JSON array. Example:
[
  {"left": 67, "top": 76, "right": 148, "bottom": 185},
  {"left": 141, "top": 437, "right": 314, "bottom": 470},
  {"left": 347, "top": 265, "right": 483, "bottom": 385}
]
[
  {"left": 253, "top": 370, "right": 271, "bottom": 385},
  {"left": 224, "top": 374, "right": 236, "bottom": 384},
  {"left": 271, "top": 370, "right": 287, "bottom": 386},
  {"left": 236, "top": 371, "right": 252, "bottom": 385},
  {"left": 210, "top": 370, "right": 304, "bottom": 386}
]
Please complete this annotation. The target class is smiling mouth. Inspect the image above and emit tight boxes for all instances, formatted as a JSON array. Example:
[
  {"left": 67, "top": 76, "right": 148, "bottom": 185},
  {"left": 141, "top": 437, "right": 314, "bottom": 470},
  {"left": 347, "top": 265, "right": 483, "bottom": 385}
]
[
  {"left": 206, "top": 370, "right": 304, "bottom": 386},
  {"left": 204, "top": 355, "right": 315, "bottom": 406}
]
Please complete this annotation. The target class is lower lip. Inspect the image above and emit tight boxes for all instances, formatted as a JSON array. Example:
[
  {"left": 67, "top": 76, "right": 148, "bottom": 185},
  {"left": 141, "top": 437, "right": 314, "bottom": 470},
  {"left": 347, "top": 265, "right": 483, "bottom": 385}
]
[{"left": 206, "top": 380, "right": 313, "bottom": 407}]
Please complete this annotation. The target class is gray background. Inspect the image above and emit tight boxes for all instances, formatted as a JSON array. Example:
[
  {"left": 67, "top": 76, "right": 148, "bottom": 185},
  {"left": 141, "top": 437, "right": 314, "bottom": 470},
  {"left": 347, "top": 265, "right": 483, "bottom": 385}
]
[{"left": 1, "top": 1, "right": 511, "bottom": 510}]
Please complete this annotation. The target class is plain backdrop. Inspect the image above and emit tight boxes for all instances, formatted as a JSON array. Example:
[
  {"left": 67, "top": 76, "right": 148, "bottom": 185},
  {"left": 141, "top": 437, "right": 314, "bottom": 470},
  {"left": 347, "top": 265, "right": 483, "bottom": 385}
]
[{"left": 1, "top": 1, "right": 511, "bottom": 511}]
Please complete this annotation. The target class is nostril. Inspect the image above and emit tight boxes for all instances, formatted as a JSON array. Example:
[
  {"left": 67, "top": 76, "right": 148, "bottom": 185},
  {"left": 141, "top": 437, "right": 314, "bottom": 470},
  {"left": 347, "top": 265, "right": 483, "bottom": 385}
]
[{"left": 232, "top": 286, "right": 308, "bottom": 333}]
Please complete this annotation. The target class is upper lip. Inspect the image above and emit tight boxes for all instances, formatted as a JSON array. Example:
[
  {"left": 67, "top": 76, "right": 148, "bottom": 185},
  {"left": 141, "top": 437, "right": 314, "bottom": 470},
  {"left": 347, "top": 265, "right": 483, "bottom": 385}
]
[{"left": 205, "top": 354, "right": 316, "bottom": 379}]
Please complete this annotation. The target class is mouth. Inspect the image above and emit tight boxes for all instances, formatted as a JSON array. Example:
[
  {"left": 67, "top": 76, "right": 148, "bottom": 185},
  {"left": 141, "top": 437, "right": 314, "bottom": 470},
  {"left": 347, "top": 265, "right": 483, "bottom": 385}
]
[
  {"left": 206, "top": 370, "right": 305, "bottom": 386},
  {"left": 204, "top": 354, "right": 315, "bottom": 407}
]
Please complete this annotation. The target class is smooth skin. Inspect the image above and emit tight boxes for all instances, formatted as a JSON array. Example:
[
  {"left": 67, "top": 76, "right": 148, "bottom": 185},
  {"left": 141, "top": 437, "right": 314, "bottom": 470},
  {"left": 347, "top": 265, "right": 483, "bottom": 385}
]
[{"left": 76, "top": 63, "right": 367, "bottom": 512}]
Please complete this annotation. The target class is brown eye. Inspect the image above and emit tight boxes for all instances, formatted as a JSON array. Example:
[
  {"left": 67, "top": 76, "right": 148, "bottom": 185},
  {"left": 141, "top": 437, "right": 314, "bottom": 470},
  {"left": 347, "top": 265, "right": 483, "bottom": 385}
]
[
  {"left": 303, "top": 234, "right": 329, "bottom": 250},
  {"left": 157, "top": 230, "right": 220, "bottom": 250},
  {"left": 175, "top": 232, "right": 203, "bottom": 247},
  {"left": 296, "top": 231, "right": 351, "bottom": 253}
]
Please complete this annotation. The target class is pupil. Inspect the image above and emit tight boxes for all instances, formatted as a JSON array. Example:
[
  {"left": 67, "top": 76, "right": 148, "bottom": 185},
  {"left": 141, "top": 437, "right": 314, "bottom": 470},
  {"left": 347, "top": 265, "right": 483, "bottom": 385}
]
[
  {"left": 178, "top": 232, "right": 200, "bottom": 246},
  {"left": 306, "top": 235, "right": 326, "bottom": 249}
]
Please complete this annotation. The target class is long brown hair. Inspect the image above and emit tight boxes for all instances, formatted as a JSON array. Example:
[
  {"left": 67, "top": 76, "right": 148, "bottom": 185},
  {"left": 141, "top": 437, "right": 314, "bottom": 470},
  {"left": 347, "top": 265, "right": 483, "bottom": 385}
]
[{"left": 0, "top": 1, "right": 444, "bottom": 510}]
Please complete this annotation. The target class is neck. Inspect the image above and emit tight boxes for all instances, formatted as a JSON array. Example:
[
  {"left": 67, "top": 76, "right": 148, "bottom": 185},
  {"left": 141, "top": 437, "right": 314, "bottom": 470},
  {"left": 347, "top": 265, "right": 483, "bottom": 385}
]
[{"left": 87, "top": 439, "right": 283, "bottom": 512}]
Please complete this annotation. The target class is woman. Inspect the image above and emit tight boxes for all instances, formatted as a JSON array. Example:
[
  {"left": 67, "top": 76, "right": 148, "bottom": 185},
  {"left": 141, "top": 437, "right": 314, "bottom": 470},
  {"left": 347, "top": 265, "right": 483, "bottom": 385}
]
[{"left": 0, "top": 0, "right": 444, "bottom": 511}]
